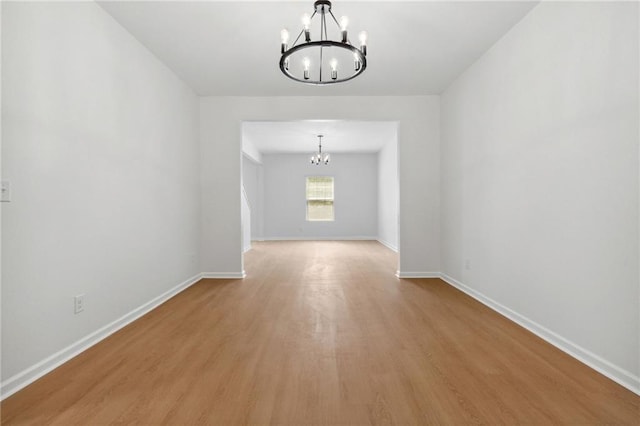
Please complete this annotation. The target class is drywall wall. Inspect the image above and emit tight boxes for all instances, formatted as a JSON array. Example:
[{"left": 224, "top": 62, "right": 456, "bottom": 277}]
[
  {"left": 2, "top": 1, "right": 200, "bottom": 391},
  {"left": 0, "top": 1, "right": 3, "bottom": 389},
  {"left": 199, "top": 96, "right": 440, "bottom": 277},
  {"left": 440, "top": 1, "right": 639, "bottom": 391},
  {"left": 262, "top": 153, "right": 378, "bottom": 239},
  {"left": 241, "top": 136, "right": 262, "bottom": 164},
  {"left": 378, "top": 137, "right": 399, "bottom": 251},
  {"left": 241, "top": 188, "right": 251, "bottom": 252},
  {"left": 242, "top": 155, "right": 263, "bottom": 240}
]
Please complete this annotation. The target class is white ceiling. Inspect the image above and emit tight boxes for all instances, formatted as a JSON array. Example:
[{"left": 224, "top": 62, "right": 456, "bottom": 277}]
[
  {"left": 98, "top": 0, "right": 538, "bottom": 96},
  {"left": 243, "top": 120, "right": 397, "bottom": 154}
]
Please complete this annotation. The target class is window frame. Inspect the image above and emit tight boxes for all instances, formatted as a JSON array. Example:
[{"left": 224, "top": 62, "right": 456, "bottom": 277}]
[{"left": 305, "top": 175, "right": 335, "bottom": 222}]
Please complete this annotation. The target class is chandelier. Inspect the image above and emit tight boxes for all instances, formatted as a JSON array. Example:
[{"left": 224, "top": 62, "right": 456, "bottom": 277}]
[
  {"left": 280, "top": 0, "right": 367, "bottom": 85},
  {"left": 310, "top": 135, "right": 330, "bottom": 165}
]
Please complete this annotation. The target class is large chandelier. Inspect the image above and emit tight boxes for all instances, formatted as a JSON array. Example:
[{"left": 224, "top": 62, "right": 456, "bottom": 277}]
[
  {"left": 280, "top": 0, "right": 367, "bottom": 85},
  {"left": 310, "top": 135, "right": 330, "bottom": 165}
]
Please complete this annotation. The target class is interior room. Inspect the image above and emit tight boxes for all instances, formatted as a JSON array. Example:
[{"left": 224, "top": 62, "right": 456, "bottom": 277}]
[
  {"left": 1, "top": 0, "right": 638, "bottom": 423},
  {"left": 241, "top": 120, "right": 398, "bottom": 251}
]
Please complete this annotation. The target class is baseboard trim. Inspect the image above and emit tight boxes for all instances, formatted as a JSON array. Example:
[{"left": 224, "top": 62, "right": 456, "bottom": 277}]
[
  {"left": 260, "top": 236, "right": 378, "bottom": 241},
  {"left": 439, "top": 273, "right": 640, "bottom": 396},
  {"left": 377, "top": 239, "right": 398, "bottom": 252},
  {"left": 396, "top": 271, "right": 440, "bottom": 278},
  {"left": 0, "top": 273, "right": 204, "bottom": 400},
  {"left": 201, "top": 271, "right": 246, "bottom": 279}
]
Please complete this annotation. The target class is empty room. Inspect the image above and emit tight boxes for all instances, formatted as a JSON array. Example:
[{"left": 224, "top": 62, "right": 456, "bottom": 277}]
[{"left": 1, "top": 0, "right": 639, "bottom": 424}]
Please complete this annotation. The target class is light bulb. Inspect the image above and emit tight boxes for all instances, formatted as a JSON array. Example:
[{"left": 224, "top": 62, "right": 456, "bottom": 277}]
[
  {"left": 302, "top": 13, "right": 311, "bottom": 42},
  {"left": 330, "top": 58, "right": 338, "bottom": 71},
  {"left": 354, "top": 52, "right": 361, "bottom": 71},
  {"left": 359, "top": 31, "right": 367, "bottom": 55},
  {"left": 281, "top": 29, "right": 289, "bottom": 54},
  {"left": 359, "top": 31, "right": 367, "bottom": 45},
  {"left": 340, "top": 16, "right": 349, "bottom": 43},
  {"left": 303, "top": 57, "right": 310, "bottom": 80},
  {"left": 340, "top": 16, "right": 349, "bottom": 31}
]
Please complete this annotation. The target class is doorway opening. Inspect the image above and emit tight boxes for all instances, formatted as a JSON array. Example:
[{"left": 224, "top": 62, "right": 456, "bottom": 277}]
[{"left": 240, "top": 120, "right": 399, "bottom": 274}]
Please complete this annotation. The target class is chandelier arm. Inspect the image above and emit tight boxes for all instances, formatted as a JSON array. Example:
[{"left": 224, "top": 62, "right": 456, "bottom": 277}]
[
  {"left": 328, "top": 9, "right": 340, "bottom": 27},
  {"left": 291, "top": 29, "right": 305, "bottom": 48},
  {"left": 322, "top": 10, "right": 328, "bottom": 41}
]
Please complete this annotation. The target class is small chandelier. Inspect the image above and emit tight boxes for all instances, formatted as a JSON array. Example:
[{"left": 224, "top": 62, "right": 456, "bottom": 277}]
[
  {"left": 310, "top": 135, "right": 330, "bottom": 165},
  {"left": 280, "top": 0, "right": 367, "bottom": 85}
]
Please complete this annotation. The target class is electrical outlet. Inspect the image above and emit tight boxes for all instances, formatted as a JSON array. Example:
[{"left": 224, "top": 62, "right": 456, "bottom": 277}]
[
  {"left": 74, "top": 294, "right": 85, "bottom": 314},
  {"left": 1, "top": 181, "right": 11, "bottom": 202}
]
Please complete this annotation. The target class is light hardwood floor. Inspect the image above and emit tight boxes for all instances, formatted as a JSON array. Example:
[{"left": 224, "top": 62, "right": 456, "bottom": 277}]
[{"left": 2, "top": 241, "right": 639, "bottom": 424}]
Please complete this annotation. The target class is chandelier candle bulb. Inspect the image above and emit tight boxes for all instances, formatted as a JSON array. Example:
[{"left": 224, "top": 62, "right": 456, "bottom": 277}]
[
  {"left": 340, "top": 16, "right": 349, "bottom": 43},
  {"left": 359, "top": 31, "right": 368, "bottom": 55},
  {"left": 302, "top": 14, "right": 311, "bottom": 42},
  {"left": 330, "top": 58, "right": 338, "bottom": 80},
  {"left": 303, "top": 57, "right": 310, "bottom": 80},
  {"left": 280, "top": 29, "right": 289, "bottom": 54},
  {"left": 354, "top": 53, "right": 361, "bottom": 71}
]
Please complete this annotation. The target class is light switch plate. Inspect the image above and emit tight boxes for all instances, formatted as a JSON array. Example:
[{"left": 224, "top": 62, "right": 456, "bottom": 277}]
[{"left": 0, "top": 181, "right": 10, "bottom": 202}]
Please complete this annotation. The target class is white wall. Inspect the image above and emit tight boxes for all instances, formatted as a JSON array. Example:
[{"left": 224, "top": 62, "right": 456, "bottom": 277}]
[
  {"left": 378, "top": 137, "right": 399, "bottom": 251},
  {"left": 1, "top": 2, "right": 200, "bottom": 392},
  {"left": 440, "top": 1, "right": 639, "bottom": 391},
  {"left": 0, "top": 1, "right": 4, "bottom": 388},
  {"left": 241, "top": 136, "right": 262, "bottom": 164},
  {"left": 242, "top": 155, "right": 263, "bottom": 240},
  {"left": 199, "top": 96, "right": 440, "bottom": 277},
  {"left": 262, "top": 153, "right": 378, "bottom": 239},
  {"left": 241, "top": 188, "right": 251, "bottom": 252}
]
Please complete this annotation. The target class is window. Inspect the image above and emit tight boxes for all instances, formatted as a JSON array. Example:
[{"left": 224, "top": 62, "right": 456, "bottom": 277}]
[{"left": 306, "top": 176, "right": 334, "bottom": 221}]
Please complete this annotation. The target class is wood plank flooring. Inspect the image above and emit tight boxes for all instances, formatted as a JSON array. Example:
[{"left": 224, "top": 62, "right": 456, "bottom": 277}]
[{"left": 2, "top": 241, "right": 639, "bottom": 424}]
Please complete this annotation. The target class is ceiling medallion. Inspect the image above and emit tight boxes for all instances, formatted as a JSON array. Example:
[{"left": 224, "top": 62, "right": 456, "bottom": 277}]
[{"left": 280, "top": 0, "right": 367, "bottom": 85}]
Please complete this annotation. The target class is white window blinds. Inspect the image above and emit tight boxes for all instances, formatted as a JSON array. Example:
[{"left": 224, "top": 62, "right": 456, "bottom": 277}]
[{"left": 306, "top": 176, "right": 334, "bottom": 221}]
